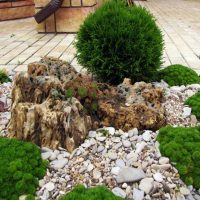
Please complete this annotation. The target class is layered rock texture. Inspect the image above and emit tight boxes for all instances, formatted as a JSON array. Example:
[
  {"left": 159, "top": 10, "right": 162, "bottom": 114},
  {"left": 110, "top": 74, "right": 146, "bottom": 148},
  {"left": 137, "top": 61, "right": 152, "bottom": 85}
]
[
  {"left": 8, "top": 57, "right": 92, "bottom": 152},
  {"left": 8, "top": 57, "right": 166, "bottom": 151},
  {"left": 98, "top": 79, "right": 166, "bottom": 131}
]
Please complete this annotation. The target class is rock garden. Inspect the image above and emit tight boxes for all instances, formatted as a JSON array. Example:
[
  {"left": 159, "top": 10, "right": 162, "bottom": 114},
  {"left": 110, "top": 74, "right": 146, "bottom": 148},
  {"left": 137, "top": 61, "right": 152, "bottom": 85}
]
[{"left": 0, "top": 0, "right": 200, "bottom": 200}]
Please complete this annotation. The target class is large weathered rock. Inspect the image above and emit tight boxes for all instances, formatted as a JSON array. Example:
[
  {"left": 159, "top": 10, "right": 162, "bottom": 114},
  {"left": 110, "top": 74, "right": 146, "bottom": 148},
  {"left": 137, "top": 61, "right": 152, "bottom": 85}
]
[
  {"left": 8, "top": 57, "right": 92, "bottom": 152},
  {"left": 8, "top": 58, "right": 166, "bottom": 151},
  {"left": 98, "top": 79, "right": 166, "bottom": 131}
]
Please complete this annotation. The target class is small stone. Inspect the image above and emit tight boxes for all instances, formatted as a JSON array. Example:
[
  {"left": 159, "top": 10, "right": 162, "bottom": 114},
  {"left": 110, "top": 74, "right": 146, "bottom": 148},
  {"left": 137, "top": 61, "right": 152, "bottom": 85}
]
[
  {"left": 182, "top": 107, "right": 192, "bottom": 118},
  {"left": 87, "top": 164, "right": 94, "bottom": 172},
  {"left": 108, "top": 151, "right": 118, "bottom": 160},
  {"left": 111, "top": 167, "right": 121, "bottom": 175},
  {"left": 194, "top": 194, "right": 200, "bottom": 200},
  {"left": 57, "top": 154, "right": 64, "bottom": 160},
  {"left": 151, "top": 164, "right": 171, "bottom": 170},
  {"left": 135, "top": 142, "right": 146, "bottom": 154},
  {"left": 97, "top": 145, "right": 105, "bottom": 152},
  {"left": 139, "top": 178, "right": 154, "bottom": 194},
  {"left": 168, "top": 183, "right": 176, "bottom": 189},
  {"left": 142, "top": 131, "right": 151, "bottom": 142},
  {"left": 96, "top": 136, "right": 106, "bottom": 142},
  {"left": 41, "top": 152, "right": 51, "bottom": 160},
  {"left": 122, "top": 183, "right": 128, "bottom": 188},
  {"left": 177, "top": 194, "right": 186, "bottom": 200},
  {"left": 93, "top": 169, "right": 101, "bottom": 179},
  {"left": 112, "top": 137, "right": 121, "bottom": 143},
  {"left": 44, "top": 182, "right": 55, "bottom": 192},
  {"left": 39, "top": 179, "right": 45, "bottom": 187},
  {"left": 114, "top": 142, "right": 122, "bottom": 149},
  {"left": 88, "top": 131, "right": 96, "bottom": 138},
  {"left": 41, "top": 189, "right": 50, "bottom": 200},
  {"left": 128, "top": 128, "right": 138, "bottom": 136},
  {"left": 153, "top": 173, "right": 163, "bottom": 182},
  {"left": 49, "top": 152, "right": 57, "bottom": 161},
  {"left": 122, "top": 140, "right": 131, "bottom": 148},
  {"left": 133, "top": 188, "right": 144, "bottom": 200},
  {"left": 116, "top": 167, "right": 145, "bottom": 183},
  {"left": 126, "top": 151, "right": 138, "bottom": 161},
  {"left": 159, "top": 157, "right": 169, "bottom": 165},
  {"left": 19, "top": 195, "right": 27, "bottom": 200},
  {"left": 50, "top": 159, "right": 68, "bottom": 170},
  {"left": 104, "top": 127, "right": 115, "bottom": 135},
  {"left": 191, "top": 115, "right": 197, "bottom": 125},
  {"left": 112, "top": 187, "right": 126, "bottom": 198},
  {"left": 116, "top": 159, "right": 125, "bottom": 168},
  {"left": 180, "top": 187, "right": 190, "bottom": 195}
]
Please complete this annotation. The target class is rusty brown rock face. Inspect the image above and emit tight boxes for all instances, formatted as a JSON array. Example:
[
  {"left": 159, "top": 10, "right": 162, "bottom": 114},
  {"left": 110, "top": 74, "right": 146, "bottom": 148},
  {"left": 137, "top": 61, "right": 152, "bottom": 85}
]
[{"left": 98, "top": 80, "right": 166, "bottom": 131}]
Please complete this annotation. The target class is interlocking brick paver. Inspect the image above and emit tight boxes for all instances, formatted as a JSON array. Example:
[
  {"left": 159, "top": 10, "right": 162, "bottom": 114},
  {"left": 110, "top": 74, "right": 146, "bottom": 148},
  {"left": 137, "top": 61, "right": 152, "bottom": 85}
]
[{"left": 0, "top": 0, "right": 199, "bottom": 74}]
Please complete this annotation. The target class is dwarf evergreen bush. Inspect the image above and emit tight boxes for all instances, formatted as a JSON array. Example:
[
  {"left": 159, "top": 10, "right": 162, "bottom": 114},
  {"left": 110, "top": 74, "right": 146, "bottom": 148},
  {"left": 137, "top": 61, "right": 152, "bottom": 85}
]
[
  {"left": 76, "top": 0, "right": 163, "bottom": 84},
  {"left": 157, "top": 126, "right": 200, "bottom": 188},
  {"left": 185, "top": 92, "right": 200, "bottom": 120},
  {"left": 60, "top": 185, "right": 124, "bottom": 200},
  {"left": 0, "top": 137, "right": 48, "bottom": 200},
  {"left": 158, "top": 64, "right": 200, "bottom": 86}
]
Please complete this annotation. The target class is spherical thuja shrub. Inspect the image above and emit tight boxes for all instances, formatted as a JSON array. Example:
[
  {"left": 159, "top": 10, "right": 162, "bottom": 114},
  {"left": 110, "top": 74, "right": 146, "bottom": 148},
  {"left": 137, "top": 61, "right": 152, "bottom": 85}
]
[
  {"left": 76, "top": 0, "right": 163, "bottom": 84},
  {"left": 0, "top": 137, "right": 48, "bottom": 200},
  {"left": 158, "top": 64, "right": 200, "bottom": 86}
]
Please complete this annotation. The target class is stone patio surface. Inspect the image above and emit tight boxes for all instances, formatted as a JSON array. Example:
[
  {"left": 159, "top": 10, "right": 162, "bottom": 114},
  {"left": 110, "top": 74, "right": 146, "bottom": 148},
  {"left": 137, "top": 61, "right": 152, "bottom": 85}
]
[{"left": 0, "top": 0, "right": 200, "bottom": 74}]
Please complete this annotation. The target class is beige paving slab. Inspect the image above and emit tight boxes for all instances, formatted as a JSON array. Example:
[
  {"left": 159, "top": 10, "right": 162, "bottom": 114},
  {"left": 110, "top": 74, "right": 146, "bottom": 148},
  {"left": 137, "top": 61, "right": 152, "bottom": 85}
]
[{"left": 1, "top": 0, "right": 200, "bottom": 75}]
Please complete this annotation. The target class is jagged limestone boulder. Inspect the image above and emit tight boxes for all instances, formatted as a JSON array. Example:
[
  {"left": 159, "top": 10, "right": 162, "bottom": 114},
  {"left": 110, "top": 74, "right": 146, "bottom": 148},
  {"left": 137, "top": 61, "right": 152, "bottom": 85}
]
[
  {"left": 98, "top": 79, "right": 166, "bottom": 131},
  {"left": 8, "top": 57, "right": 92, "bottom": 152}
]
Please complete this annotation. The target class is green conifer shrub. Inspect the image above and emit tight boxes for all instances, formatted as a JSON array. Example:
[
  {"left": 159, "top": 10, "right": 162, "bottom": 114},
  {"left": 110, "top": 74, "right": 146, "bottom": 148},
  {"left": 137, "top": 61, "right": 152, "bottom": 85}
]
[
  {"left": 158, "top": 64, "right": 200, "bottom": 86},
  {"left": 60, "top": 185, "right": 124, "bottom": 200},
  {"left": 76, "top": 0, "right": 163, "bottom": 84},
  {"left": 157, "top": 126, "right": 200, "bottom": 188},
  {"left": 0, "top": 137, "right": 48, "bottom": 200},
  {"left": 185, "top": 92, "right": 200, "bottom": 120}
]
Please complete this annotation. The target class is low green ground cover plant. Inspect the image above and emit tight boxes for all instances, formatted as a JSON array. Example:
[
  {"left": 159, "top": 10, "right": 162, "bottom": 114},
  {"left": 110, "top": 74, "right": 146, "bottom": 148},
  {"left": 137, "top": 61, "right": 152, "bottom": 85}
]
[
  {"left": 76, "top": 0, "right": 163, "bottom": 84},
  {"left": 60, "top": 185, "right": 122, "bottom": 200},
  {"left": 157, "top": 126, "right": 200, "bottom": 188},
  {"left": 0, "top": 69, "right": 11, "bottom": 84},
  {"left": 158, "top": 64, "right": 200, "bottom": 86},
  {"left": 185, "top": 92, "right": 200, "bottom": 120},
  {"left": 60, "top": 185, "right": 124, "bottom": 200},
  {"left": 0, "top": 137, "right": 48, "bottom": 200}
]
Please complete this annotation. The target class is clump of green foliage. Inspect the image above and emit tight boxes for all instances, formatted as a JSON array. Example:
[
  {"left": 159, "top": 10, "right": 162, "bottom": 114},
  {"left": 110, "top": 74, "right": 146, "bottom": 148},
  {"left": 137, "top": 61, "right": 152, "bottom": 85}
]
[
  {"left": 157, "top": 126, "right": 200, "bottom": 188},
  {"left": 158, "top": 64, "right": 200, "bottom": 86},
  {"left": 185, "top": 92, "right": 200, "bottom": 120},
  {"left": 65, "top": 84, "right": 98, "bottom": 114},
  {"left": 76, "top": 0, "right": 163, "bottom": 84},
  {"left": 0, "top": 69, "right": 11, "bottom": 83},
  {"left": 0, "top": 137, "right": 48, "bottom": 200},
  {"left": 60, "top": 185, "right": 124, "bottom": 200}
]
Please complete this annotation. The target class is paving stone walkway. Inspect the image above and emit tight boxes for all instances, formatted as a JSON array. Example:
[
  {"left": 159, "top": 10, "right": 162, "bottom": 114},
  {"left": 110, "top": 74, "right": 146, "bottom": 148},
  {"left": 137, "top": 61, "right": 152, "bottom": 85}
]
[{"left": 0, "top": 0, "right": 200, "bottom": 74}]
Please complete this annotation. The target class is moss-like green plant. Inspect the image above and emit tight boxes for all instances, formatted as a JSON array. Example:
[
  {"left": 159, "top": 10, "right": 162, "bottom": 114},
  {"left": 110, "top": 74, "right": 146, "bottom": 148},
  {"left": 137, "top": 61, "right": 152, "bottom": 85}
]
[
  {"left": 60, "top": 185, "right": 124, "bottom": 200},
  {"left": 78, "top": 87, "right": 88, "bottom": 98},
  {"left": 158, "top": 64, "right": 200, "bottom": 86},
  {"left": 65, "top": 88, "right": 74, "bottom": 99},
  {"left": 76, "top": 0, "right": 163, "bottom": 84},
  {"left": 0, "top": 137, "right": 48, "bottom": 200},
  {"left": 157, "top": 126, "right": 200, "bottom": 188},
  {"left": 185, "top": 92, "right": 200, "bottom": 120},
  {"left": 0, "top": 69, "right": 11, "bottom": 84}
]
